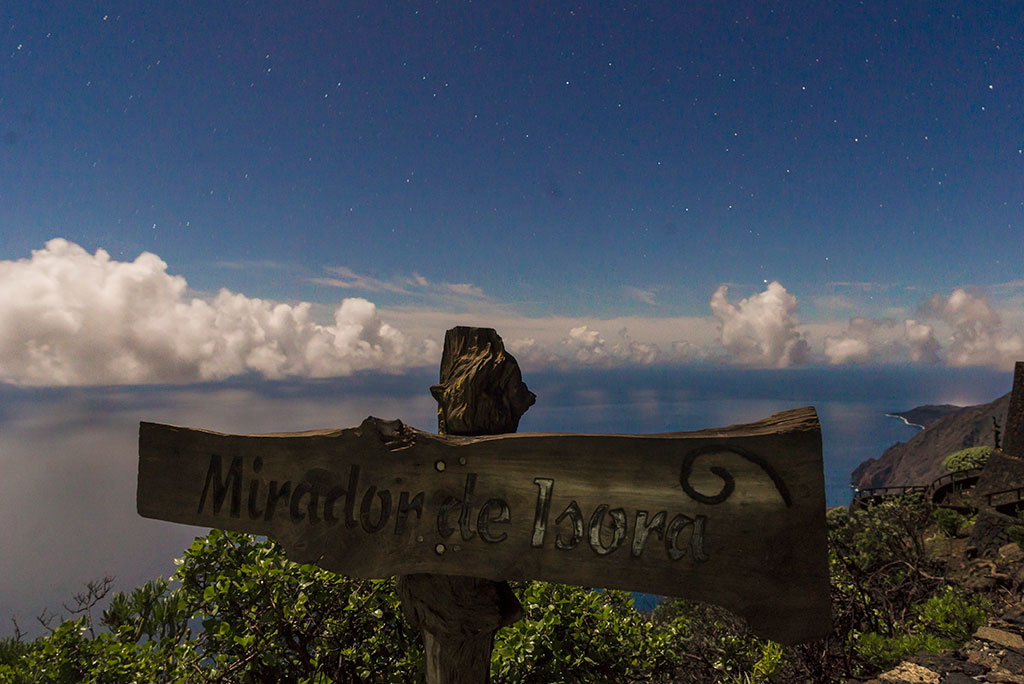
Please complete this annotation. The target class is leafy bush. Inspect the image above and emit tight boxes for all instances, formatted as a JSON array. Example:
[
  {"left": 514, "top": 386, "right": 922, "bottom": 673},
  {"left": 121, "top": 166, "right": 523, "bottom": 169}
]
[
  {"left": 492, "top": 582, "right": 682, "bottom": 683},
  {"left": 854, "top": 631, "right": 952, "bottom": 668},
  {"left": 855, "top": 588, "right": 987, "bottom": 670},
  {"left": 821, "top": 495, "right": 963, "bottom": 676},
  {"left": 0, "top": 531, "right": 686, "bottom": 683},
  {"left": 0, "top": 496, "right": 997, "bottom": 683},
  {"left": 913, "top": 588, "right": 987, "bottom": 641},
  {"left": 943, "top": 446, "right": 994, "bottom": 472},
  {"left": 933, "top": 507, "right": 966, "bottom": 537}
]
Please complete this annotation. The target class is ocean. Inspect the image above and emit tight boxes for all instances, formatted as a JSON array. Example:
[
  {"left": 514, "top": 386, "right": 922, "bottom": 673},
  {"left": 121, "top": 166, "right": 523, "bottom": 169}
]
[
  {"left": 0, "top": 364, "right": 1012, "bottom": 632},
  {"left": 518, "top": 365, "right": 1011, "bottom": 506}
]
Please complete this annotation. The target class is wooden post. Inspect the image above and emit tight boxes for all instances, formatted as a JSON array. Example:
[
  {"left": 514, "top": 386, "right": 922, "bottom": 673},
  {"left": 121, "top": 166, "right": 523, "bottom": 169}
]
[
  {"left": 1003, "top": 361, "right": 1024, "bottom": 459},
  {"left": 397, "top": 327, "right": 535, "bottom": 684}
]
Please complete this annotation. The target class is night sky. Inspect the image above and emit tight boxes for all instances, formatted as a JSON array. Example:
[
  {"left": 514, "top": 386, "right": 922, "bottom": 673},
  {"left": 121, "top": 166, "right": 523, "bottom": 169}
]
[{"left": 1, "top": 2, "right": 1023, "bottom": 376}]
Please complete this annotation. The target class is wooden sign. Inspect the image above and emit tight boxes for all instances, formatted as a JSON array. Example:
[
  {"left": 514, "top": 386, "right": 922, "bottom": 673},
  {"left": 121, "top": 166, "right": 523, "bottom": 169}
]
[{"left": 138, "top": 405, "right": 829, "bottom": 644}]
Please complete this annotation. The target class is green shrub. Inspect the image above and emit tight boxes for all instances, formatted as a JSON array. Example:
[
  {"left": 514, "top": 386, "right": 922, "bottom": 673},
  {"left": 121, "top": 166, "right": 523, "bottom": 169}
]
[
  {"left": 913, "top": 588, "right": 988, "bottom": 641},
  {"left": 854, "top": 631, "right": 953, "bottom": 669},
  {"left": 1008, "top": 525, "right": 1024, "bottom": 546},
  {"left": 853, "top": 588, "right": 988, "bottom": 670},
  {"left": 933, "top": 508, "right": 966, "bottom": 537},
  {"left": 0, "top": 497, "right": 998, "bottom": 684},
  {"left": 942, "top": 446, "right": 994, "bottom": 473},
  {"left": 492, "top": 583, "right": 682, "bottom": 683}
]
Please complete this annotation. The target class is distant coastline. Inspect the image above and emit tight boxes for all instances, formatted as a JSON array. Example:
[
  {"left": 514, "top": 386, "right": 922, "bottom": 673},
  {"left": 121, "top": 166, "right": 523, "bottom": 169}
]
[
  {"left": 884, "top": 404, "right": 965, "bottom": 431},
  {"left": 885, "top": 413, "right": 926, "bottom": 430}
]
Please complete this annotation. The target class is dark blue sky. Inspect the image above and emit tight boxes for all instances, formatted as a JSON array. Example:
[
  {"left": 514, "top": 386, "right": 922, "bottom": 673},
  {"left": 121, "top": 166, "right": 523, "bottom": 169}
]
[{"left": 3, "top": 2, "right": 1021, "bottom": 318}]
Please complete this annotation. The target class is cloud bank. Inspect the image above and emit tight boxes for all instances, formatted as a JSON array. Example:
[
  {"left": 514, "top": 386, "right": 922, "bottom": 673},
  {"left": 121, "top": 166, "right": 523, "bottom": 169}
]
[
  {"left": 921, "top": 288, "right": 1024, "bottom": 367},
  {"left": 821, "top": 289, "right": 1023, "bottom": 368},
  {"left": 0, "top": 239, "right": 438, "bottom": 386},
  {"left": 3, "top": 240, "right": 1023, "bottom": 386}
]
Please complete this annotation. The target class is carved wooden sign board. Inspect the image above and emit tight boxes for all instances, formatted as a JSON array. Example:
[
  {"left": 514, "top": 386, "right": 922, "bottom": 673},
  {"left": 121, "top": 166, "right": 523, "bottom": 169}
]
[{"left": 138, "top": 406, "right": 829, "bottom": 644}]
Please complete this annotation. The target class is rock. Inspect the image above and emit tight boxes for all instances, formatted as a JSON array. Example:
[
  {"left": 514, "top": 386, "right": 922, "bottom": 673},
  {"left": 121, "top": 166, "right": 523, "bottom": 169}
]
[
  {"left": 1002, "top": 651, "right": 1024, "bottom": 674},
  {"left": 967, "top": 647, "right": 1002, "bottom": 670},
  {"left": 1000, "top": 543, "right": 1024, "bottom": 564},
  {"left": 983, "top": 669, "right": 1024, "bottom": 683},
  {"left": 975, "top": 626, "right": 1024, "bottom": 652},
  {"left": 873, "top": 662, "right": 940, "bottom": 683},
  {"left": 912, "top": 653, "right": 986, "bottom": 676},
  {"left": 968, "top": 509, "right": 1022, "bottom": 559},
  {"left": 964, "top": 561, "right": 999, "bottom": 591},
  {"left": 937, "top": 674, "right": 977, "bottom": 684}
]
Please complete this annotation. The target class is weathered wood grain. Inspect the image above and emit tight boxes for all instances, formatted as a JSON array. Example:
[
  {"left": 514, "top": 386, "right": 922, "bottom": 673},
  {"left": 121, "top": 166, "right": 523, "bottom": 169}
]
[
  {"left": 402, "top": 326, "right": 528, "bottom": 684},
  {"left": 138, "top": 405, "right": 829, "bottom": 644}
]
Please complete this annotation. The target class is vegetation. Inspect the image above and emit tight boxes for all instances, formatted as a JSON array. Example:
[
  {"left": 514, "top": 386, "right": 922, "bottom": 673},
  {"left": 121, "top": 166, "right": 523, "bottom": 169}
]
[
  {"left": 0, "top": 496, "right": 1000, "bottom": 682},
  {"left": 942, "top": 445, "right": 994, "bottom": 472}
]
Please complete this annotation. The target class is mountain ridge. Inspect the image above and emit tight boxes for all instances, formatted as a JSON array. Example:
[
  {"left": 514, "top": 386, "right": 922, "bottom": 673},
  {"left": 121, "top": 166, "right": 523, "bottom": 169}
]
[{"left": 852, "top": 393, "right": 1010, "bottom": 489}]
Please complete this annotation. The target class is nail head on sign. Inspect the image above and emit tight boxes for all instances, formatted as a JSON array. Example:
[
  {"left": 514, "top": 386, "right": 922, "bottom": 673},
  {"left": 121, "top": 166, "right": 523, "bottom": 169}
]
[
  {"left": 435, "top": 460, "right": 446, "bottom": 472},
  {"left": 435, "top": 543, "right": 446, "bottom": 555},
  {"left": 458, "top": 456, "right": 467, "bottom": 465}
]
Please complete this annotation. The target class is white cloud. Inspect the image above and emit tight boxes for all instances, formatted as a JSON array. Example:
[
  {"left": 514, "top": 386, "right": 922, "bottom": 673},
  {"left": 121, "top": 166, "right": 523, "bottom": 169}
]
[
  {"left": 0, "top": 239, "right": 438, "bottom": 386},
  {"left": 823, "top": 318, "right": 902, "bottom": 365},
  {"left": 443, "top": 282, "right": 486, "bottom": 298},
  {"left": 312, "top": 265, "right": 411, "bottom": 293},
  {"left": 564, "top": 325, "right": 608, "bottom": 364},
  {"left": 920, "top": 288, "right": 1024, "bottom": 367},
  {"left": 378, "top": 307, "right": 720, "bottom": 369},
  {"left": 709, "top": 281, "right": 810, "bottom": 367},
  {"left": 20, "top": 241, "right": 1024, "bottom": 382},
  {"left": 556, "top": 326, "right": 663, "bottom": 367},
  {"left": 824, "top": 336, "right": 872, "bottom": 364},
  {"left": 904, "top": 319, "right": 940, "bottom": 364},
  {"left": 613, "top": 327, "right": 659, "bottom": 364},
  {"left": 313, "top": 266, "right": 488, "bottom": 303},
  {"left": 624, "top": 286, "right": 656, "bottom": 305},
  {"left": 819, "top": 289, "right": 1023, "bottom": 368}
]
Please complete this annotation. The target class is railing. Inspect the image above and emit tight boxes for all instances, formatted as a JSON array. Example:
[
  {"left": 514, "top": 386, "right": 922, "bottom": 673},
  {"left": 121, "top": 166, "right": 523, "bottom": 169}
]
[
  {"left": 850, "top": 468, "right": 986, "bottom": 510},
  {"left": 852, "top": 485, "right": 927, "bottom": 498},
  {"left": 927, "top": 467, "right": 985, "bottom": 495},
  {"left": 986, "top": 486, "right": 1024, "bottom": 508}
]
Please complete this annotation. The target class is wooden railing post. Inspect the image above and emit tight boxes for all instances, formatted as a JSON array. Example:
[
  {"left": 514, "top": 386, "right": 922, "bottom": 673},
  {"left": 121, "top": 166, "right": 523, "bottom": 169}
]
[{"left": 397, "top": 327, "right": 535, "bottom": 684}]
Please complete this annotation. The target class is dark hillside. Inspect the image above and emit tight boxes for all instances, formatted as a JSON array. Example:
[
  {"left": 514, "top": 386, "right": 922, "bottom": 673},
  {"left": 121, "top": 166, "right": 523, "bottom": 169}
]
[{"left": 853, "top": 393, "right": 1010, "bottom": 489}]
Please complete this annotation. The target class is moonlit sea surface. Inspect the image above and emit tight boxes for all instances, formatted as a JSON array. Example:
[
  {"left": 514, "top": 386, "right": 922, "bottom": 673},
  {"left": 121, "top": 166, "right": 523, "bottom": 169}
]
[{"left": 0, "top": 365, "right": 1011, "bottom": 634}]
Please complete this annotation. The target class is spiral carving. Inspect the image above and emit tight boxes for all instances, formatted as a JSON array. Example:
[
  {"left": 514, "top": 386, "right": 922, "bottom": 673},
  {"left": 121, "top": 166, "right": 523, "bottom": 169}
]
[{"left": 679, "top": 444, "right": 793, "bottom": 507}]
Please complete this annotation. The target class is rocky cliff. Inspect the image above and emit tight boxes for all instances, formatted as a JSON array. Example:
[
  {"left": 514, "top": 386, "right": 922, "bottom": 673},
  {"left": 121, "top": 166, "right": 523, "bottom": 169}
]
[{"left": 851, "top": 393, "right": 1010, "bottom": 489}]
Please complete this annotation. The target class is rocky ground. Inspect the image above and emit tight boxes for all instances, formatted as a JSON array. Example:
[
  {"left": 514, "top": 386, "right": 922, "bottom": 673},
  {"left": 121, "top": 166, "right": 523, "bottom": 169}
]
[{"left": 851, "top": 540, "right": 1024, "bottom": 683}]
